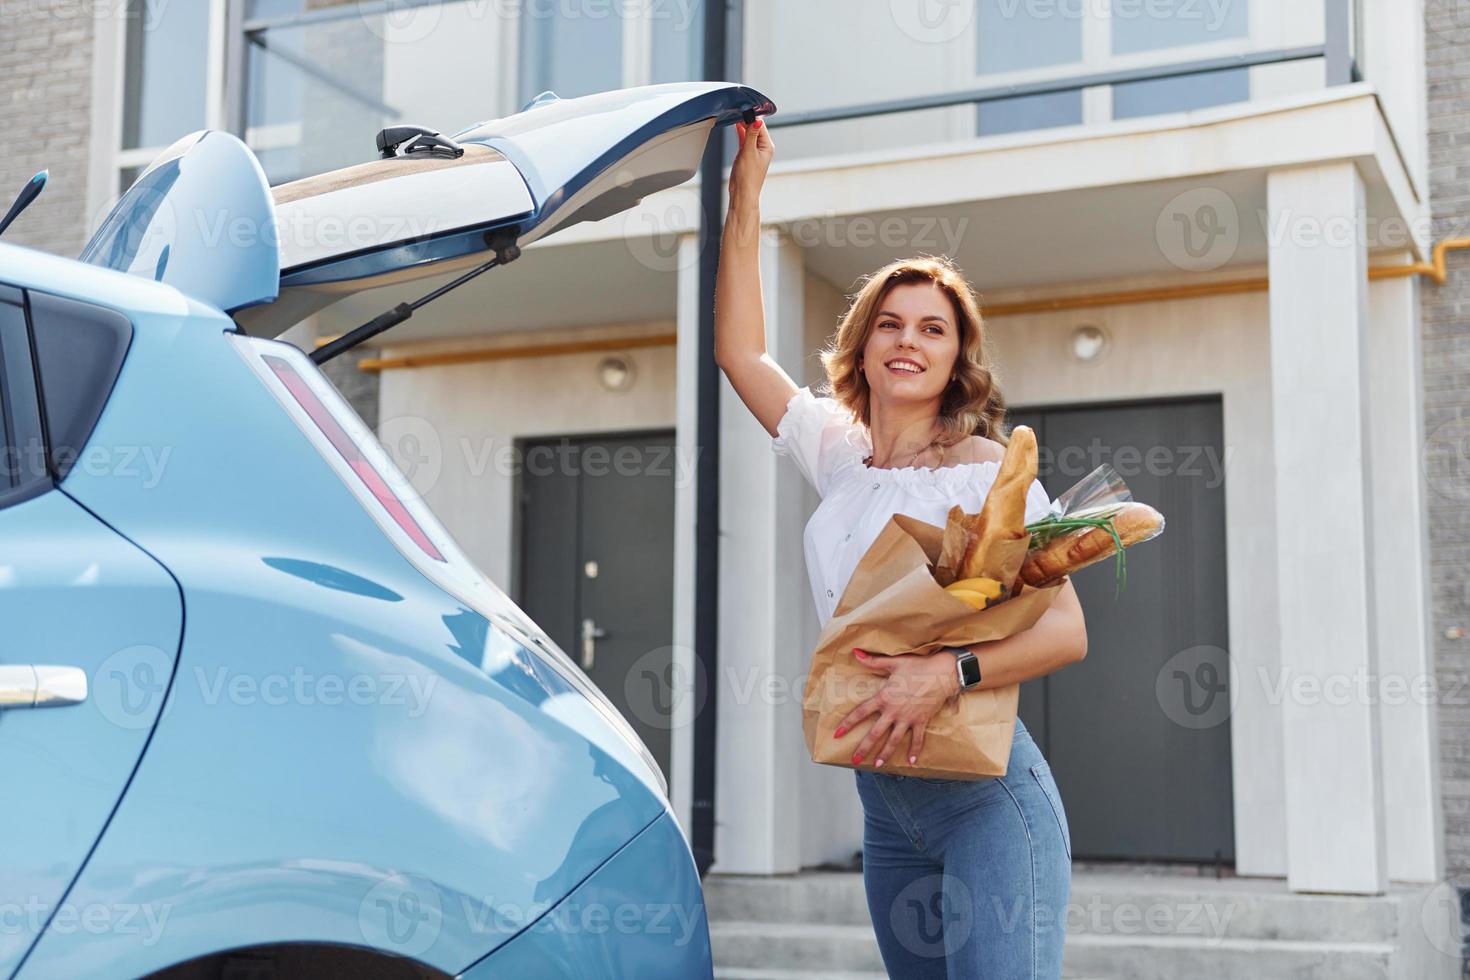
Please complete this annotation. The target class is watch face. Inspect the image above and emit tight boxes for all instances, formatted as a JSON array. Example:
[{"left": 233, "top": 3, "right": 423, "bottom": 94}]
[{"left": 959, "top": 654, "right": 982, "bottom": 688}]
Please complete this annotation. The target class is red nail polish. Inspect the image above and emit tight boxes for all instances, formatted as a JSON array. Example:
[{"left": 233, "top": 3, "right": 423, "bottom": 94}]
[
  {"left": 852, "top": 753, "right": 864, "bottom": 765},
  {"left": 834, "top": 726, "right": 847, "bottom": 738}
]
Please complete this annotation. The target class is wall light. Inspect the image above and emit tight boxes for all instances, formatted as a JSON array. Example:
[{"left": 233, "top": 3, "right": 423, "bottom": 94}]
[
  {"left": 598, "top": 354, "right": 636, "bottom": 392},
  {"left": 1070, "top": 324, "right": 1109, "bottom": 364}
]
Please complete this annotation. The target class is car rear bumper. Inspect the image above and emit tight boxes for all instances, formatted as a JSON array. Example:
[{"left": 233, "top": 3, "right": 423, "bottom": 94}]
[{"left": 456, "top": 811, "right": 711, "bottom": 979}]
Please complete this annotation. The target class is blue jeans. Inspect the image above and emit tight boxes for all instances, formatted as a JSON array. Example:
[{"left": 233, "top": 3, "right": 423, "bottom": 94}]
[{"left": 854, "top": 718, "right": 1071, "bottom": 979}]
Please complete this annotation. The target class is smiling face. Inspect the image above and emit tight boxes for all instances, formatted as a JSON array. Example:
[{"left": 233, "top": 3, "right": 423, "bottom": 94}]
[{"left": 859, "top": 280, "right": 963, "bottom": 409}]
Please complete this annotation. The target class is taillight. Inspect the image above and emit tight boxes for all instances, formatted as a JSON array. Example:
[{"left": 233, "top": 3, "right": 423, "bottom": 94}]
[{"left": 261, "top": 353, "right": 445, "bottom": 561}]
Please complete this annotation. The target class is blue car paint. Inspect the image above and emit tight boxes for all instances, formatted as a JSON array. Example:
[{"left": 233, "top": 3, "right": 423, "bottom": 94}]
[
  {"left": 0, "top": 491, "right": 183, "bottom": 979},
  {"left": 456, "top": 813, "right": 710, "bottom": 978},
  {"left": 79, "top": 131, "right": 281, "bottom": 315},
  {"left": 0, "top": 250, "right": 696, "bottom": 977}
]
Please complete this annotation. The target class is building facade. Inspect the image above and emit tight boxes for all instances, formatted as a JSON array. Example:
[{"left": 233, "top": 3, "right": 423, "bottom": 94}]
[{"left": 2, "top": 0, "right": 1467, "bottom": 974}]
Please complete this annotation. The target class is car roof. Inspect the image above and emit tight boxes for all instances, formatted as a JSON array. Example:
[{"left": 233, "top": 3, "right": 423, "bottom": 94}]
[{"left": 0, "top": 240, "right": 198, "bottom": 319}]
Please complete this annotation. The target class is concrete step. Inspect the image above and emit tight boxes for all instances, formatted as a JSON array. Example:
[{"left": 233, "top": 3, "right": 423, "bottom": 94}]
[
  {"left": 708, "top": 918, "right": 1399, "bottom": 980},
  {"left": 704, "top": 869, "right": 1405, "bottom": 942},
  {"left": 713, "top": 969, "right": 887, "bottom": 980},
  {"left": 703, "top": 871, "right": 1459, "bottom": 980}
]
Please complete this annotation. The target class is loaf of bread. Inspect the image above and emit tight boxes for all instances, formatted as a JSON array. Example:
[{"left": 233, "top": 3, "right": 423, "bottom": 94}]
[
  {"left": 937, "top": 426, "right": 1038, "bottom": 583},
  {"left": 1019, "top": 501, "right": 1165, "bottom": 588}
]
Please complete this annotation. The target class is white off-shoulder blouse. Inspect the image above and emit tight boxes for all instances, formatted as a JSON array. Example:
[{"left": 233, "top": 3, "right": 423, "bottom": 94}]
[{"left": 772, "top": 385, "right": 1056, "bottom": 628}]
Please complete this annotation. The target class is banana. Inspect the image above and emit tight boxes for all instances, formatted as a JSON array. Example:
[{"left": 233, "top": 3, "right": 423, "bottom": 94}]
[
  {"left": 946, "top": 576, "right": 1003, "bottom": 599},
  {"left": 946, "top": 588, "right": 992, "bottom": 610}
]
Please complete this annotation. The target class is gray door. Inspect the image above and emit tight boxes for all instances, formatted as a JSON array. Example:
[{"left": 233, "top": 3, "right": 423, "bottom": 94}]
[
  {"left": 516, "top": 430, "right": 677, "bottom": 783},
  {"left": 1010, "top": 398, "right": 1233, "bottom": 864}
]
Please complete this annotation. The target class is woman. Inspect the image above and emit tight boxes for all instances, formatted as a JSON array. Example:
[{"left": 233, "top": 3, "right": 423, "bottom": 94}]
[{"left": 713, "top": 116, "right": 1088, "bottom": 979}]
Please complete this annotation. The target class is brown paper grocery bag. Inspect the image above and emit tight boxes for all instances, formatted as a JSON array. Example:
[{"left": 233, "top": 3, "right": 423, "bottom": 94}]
[{"left": 801, "top": 513, "right": 1065, "bottom": 779}]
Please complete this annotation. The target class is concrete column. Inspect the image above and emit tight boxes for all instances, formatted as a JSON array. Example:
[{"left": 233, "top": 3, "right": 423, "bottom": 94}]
[
  {"left": 711, "top": 227, "right": 809, "bottom": 874},
  {"left": 1266, "top": 162, "right": 1386, "bottom": 894},
  {"left": 1367, "top": 271, "right": 1445, "bottom": 884}
]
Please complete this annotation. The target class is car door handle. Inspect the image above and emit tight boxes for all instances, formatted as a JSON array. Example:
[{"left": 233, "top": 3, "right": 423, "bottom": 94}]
[
  {"left": 580, "top": 618, "right": 607, "bottom": 671},
  {"left": 0, "top": 665, "right": 88, "bottom": 708}
]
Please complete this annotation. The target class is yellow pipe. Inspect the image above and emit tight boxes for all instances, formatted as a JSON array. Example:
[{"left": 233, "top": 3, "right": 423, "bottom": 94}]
[
  {"left": 987, "top": 238, "right": 1470, "bottom": 318},
  {"left": 355, "top": 332, "right": 677, "bottom": 373}
]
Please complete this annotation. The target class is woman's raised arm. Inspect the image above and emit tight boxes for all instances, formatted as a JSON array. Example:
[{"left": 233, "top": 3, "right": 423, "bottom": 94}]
[{"left": 714, "top": 118, "right": 799, "bottom": 438}]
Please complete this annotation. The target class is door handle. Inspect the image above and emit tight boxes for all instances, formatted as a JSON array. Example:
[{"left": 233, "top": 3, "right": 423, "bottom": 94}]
[
  {"left": 580, "top": 618, "right": 607, "bottom": 671},
  {"left": 0, "top": 665, "right": 88, "bottom": 708}
]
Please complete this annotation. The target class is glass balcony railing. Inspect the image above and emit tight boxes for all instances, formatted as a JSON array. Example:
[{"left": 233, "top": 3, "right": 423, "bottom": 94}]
[
  {"left": 238, "top": 0, "right": 703, "bottom": 185},
  {"left": 229, "top": 0, "right": 1359, "bottom": 184},
  {"left": 750, "top": 0, "right": 1360, "bottom": 160}
]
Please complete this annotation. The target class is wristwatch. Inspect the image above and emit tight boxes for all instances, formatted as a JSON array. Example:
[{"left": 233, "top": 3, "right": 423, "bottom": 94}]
[{"left": 946, "top": 646, "right": 983, "bottom": 692}]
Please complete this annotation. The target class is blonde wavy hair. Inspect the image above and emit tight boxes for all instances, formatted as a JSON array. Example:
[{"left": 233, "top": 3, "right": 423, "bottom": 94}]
[{"left": 817, "top": 254, "right": 1012, "bottom": 447}]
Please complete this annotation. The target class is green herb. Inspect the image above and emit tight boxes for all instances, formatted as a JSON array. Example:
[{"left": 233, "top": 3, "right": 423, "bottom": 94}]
[{"left": 1024, "top": 509, "right": 1129, "bottom": 598}]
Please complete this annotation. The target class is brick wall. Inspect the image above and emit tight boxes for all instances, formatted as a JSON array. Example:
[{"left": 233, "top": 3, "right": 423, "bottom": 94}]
[
  {"left": 0, "top": 0, "right": 96, "bottom": 258},
  {"left": 1425, "top": 0, "right": 1470, "bottom": 876}
]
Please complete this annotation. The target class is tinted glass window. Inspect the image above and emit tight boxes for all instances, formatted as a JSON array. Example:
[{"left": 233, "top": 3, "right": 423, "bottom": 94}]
[
  {"left": 977, "top": 0, "right": 1083, "bottom": 74},
  {"left": 1111, "top": 0, "right": 1249, "bottom": 55},
  {"left": 978, "top": 89, "right": 1084, "bottom": 136},
  {"left": 1113, "top": 67, "right": 1250, "bottom": 119},
  {"left": 28, "top": 293, "right": 133, "bottom": 481},
  {"left": 0, "top": 298, "right": 47, "bottom": 498},
  {"left": 122, "top": 0, "right": 211, "bottom": 150},
  {"left": 518, "top": 5, "right": 623, "bottom": 103}
]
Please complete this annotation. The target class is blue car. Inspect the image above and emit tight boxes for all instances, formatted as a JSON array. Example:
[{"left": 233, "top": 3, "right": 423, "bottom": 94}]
[{"left": 0, "top": 82, "right": 774, "bottom": 979}]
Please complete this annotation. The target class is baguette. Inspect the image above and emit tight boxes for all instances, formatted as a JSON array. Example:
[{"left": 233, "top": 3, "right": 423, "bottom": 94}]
[
  {"left": 1019, "top": 501, "right": 1165, "bottom": 588},
  {"left": 936, "top": 426, "right": 1039, "bottom": 583},
  {"left": 957, "top": 425, "right": 1037, "bottom": 581}
]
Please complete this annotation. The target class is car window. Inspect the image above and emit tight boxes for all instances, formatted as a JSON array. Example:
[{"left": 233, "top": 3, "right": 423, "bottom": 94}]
[
  {"left": 0, "top": 295, "right": 47, "bottom": 505},
  {"left": 27, "top": 292, "right": 133, "bottom": 480}
]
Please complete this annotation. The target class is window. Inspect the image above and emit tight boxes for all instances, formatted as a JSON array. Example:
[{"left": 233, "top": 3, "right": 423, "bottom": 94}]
[
  {"left": 1112, "top": 67, "right": 1251, "bottom": 119},
  {"left": 233, "top": 1, "right": 702, "bottom": 185},
  {"left": 966, "top": 0, "right": 1259, "bottom": 139},
  {"left": 0, "top": 295, "right": 49, "bottom": 502},
  {"left": 976, "top": 0, "right": 1082, "bottom": 74},
  {"left": 121, "top": 0, "right": 212, "bottom": 150},
  {"left": 113, "top": 0, "right": 223, "bottom": 197},
  {"left": 517, "top": 5, "right": 624, "bottom": 102},
  {"left": 977, "top": 90, "right": 1084, "bottom": 136},
  {"left": 1110, "top": 0, "right": 1249, "bottom": 55}
]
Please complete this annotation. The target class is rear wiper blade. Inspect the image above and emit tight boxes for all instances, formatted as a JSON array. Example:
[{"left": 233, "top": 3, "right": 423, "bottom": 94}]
[{"left": 311, "top": 228, "right": 520, "bottom": 365}]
